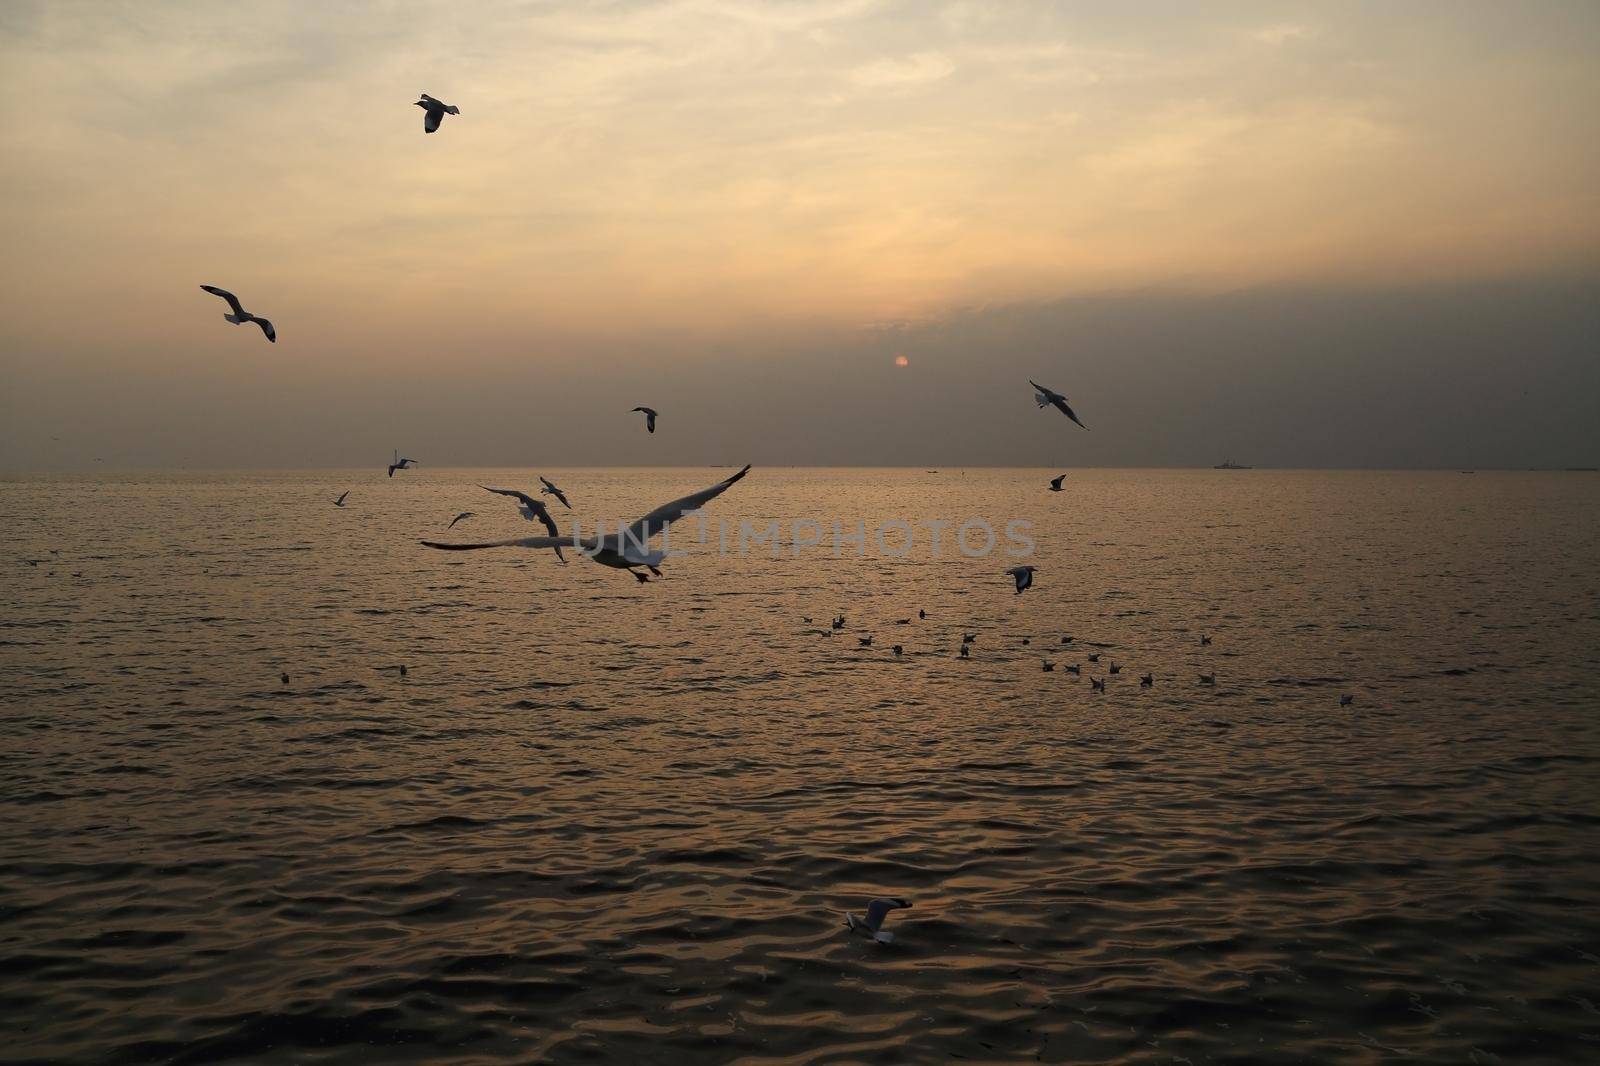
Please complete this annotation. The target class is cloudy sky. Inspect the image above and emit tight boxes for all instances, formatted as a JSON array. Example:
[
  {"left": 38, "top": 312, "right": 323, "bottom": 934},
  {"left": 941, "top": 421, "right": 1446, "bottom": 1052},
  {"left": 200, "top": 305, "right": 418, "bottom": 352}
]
[{"left": 1, "top": 0, "right": 1596, "bottom": 469}]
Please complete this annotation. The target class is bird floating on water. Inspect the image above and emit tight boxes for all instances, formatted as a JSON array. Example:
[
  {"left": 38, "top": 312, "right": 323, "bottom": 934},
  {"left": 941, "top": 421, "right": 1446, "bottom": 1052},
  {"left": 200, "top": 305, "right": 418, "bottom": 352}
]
[
  {"left": 896, "top": 617, "right": 911, "bottom": 625},
  {"left": 1060, "top": 635, "right": 1074, "bottom": 645},
  {"left": 832, "top": 615, "right": 845, "bottom": 630},
  {"left": 959, "top": 644, "right": 969, "bottom": 658},
  {"left": 631, "top": 406, "right": 658, "bottom": 433},
  {"left": 388, "top": 451, "right": 419, "bottom": 478},
  {"left": 1029, "top": 380, "right": 1087, "bottom": 429},
  {"left": 422, "top": 466, "right": 751, "bottom": 581},
  {"left": 1340, "top": 694, "right": 1354, "bottom": 707},
  {"left": 962, "top": 633, "right": 977, "bottom": 644},
  {"left": 416, "top": 93, "right": 459, "bottom": 133},
  {"left": 279, "top": 671, "right": 289, "bottom": 686},
  {"left": 477, "top": 486, "right": 566, "bottom": 562},
  {"left": 1049, "top": 474, "right": 1066, "bottom": 491},
  {"left": 918, "top": 609, "right": 926, "bottom": 620},
  {"left": 1199, "top": 673, "right": 1216, "bottom": 685},
  {"left": 892, "top": 645, "right": 903, "bottom": 656},
  {"left": 1090, "top": 677, "right": 1106, "bottom": 692},
  {"left": 1109, "top": 662, "right": 1121, "bottom": 674},
  {"left": 1087, "top": 653, "right": 1100, "bottom": 663},
  {"left": 334, "top": 491, "right": 349, "bottom": 507},
  {"left": 1065, "top": 663, "right": 1080, "bottom": 675},
  {"left": 1006, "top": 565, "right": 1036, "bottom": 594},
  {"left": 845, "top": 897, "right": 911, "bottom": 944},
  {"left": 858, "top": 636, "right": 873, "bottom": 647},
  {"left": 447, "top": 512, "right": 475, "bottom": 529},
  {"left": 1042, "top": 660, "right": 1055, "bottom": 672},
  {"left": 1140, "top": 673, "right": 1153, "bottom": 687},
  {"left": 1200, "top": 635, "right": 1212, "bottom": 646},
  {"left": 199, "top": 285, "right": 275, "bottom": 342},
  {"left": 539, "top": 477, "right": 571, "bottom": 509}
]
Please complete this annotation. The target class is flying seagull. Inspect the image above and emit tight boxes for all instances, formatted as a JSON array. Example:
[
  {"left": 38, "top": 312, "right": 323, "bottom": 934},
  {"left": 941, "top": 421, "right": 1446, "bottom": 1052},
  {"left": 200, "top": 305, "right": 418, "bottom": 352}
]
[
  {"left": 631, "top": 406, "right": 658, "bottom": 433},
  {"left": 387, "top": 451, "right": 419, "bottom": 478},
  {"left": 539, "top": 477, "right": 571, "bottom": 509},
  {"left": 1006, "top": 565, "right": 1036, "bottom": 594},
  {"left": 1029, "top": 380, "right": 1087, "bottom": 429},
  {"left": 199, "top": 285, "right": 275, "bottom": 342},
  {"left": 845, "top": 897, "right": 911, "bottom": 944},
  {"left": 416, "top": 93, "right": 459, "bottom": 134},
  {"left": 334, "top": 491, "right": 349, "bottom": 507},
  {"left": 1049, "top": 474, "right": 1066, "bottom": 492},
  {"left": 477, "top": 487, "right": 566, "bottom": 562},
  {"left": 422, "top": 465, "right": 751, "bottom": 581},
  {"left": 447, "top": 511, "right": 475, "bottom": 529}
]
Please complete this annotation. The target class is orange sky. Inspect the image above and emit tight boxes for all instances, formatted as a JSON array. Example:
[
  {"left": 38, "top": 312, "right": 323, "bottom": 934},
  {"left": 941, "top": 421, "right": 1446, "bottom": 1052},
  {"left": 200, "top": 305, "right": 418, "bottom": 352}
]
[{"left": 0, "top": 2, "right": 1596, "bottom": 467}]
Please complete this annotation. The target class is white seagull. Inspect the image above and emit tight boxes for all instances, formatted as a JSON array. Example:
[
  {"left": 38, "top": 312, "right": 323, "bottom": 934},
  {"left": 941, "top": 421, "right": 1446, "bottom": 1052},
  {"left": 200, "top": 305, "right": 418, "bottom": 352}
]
[
  {"left": 1006, "top": 565, "right": 1036, "bottom": 594},
  {"left": 631, "top": 406, "right": 658, "bottom": 434},
  {"left": 1049, "top": 474, "right": 1066, "bottom": 491},
  {"left": 1030, "top": 380, "right": 1087, "bottom": 429},
  {"left": 539, "top": 476, "right": 571, "bottom": 509},
  {"left": 388, "top": 451, "right": 420, "bottom": 478},
  {"left": 845, "top": 897, "right": 911, "bottom": 944},
  {"left": 416, "top": 93, "right": 459, "bottom": 134},
  {"left": 422, "top": 465, "right": 751, "bottom": 581},
  {"left": 199, "top": 285, "right": 275, "bottom": 342},
  {"left": 476, "top": 487, "right": 566, "bottom": 562},
  {"left": 334, "top": 491, "right": 349, "bottom": 507}
]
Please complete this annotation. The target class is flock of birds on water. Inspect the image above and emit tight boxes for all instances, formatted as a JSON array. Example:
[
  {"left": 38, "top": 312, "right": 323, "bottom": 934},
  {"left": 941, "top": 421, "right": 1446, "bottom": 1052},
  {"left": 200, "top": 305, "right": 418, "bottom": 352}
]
[{"left": 28, "top": 93, "right": 1359, "bottom": 947}]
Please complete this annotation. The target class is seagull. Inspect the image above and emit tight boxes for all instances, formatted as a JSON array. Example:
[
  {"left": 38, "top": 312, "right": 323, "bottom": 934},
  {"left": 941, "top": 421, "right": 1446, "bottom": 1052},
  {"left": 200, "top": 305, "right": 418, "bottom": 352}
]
[
  {"left": 858, "top": 636, "right": 873, "bottom": 647},
  {"left": 1090, "top": 677, "right": 1106, "bottom": 692},
  {"left": 1140, "top": 673, "right": 1154, "bottom": 687},
  {"left": 447, "top": 511, "right": 475, "bottom": 529},
  {"left": 1006, "top": 565, "right": 1036, "bottom": 594},
  {"left": 1340, "top": 694, "right": 1354, "bottom": 707},
  {"left": 1199, "top": 673, "right": 1216, "bottom": 685},
  {"left": 422, "top": 465, "right": 751, "bottom": 581},
  {"left": 416, "top": 93, "right": 459, "bottom": 134},
  {"left": 1049, "top": 474, "right": 1066, "bottom": 491},
  {"left": 388, "top": 451, "right": 419, "bottom": 478},
  {"left": 1109, "top": 663, "right": 1121, "bottom": 674},
  {"left": 476, "top": 487, "right": 566, "bottom": 562},
  {"left": 334, "top": 491, "right": 350, "bottom": 507},
  {"left": 896, "top": 618, "right": 911, "bottom": 625},
  {"left": 1200, "top": 635, "right": 1212, "bottom": 646},
  {"left": 1029, "top": 380, "right": 1087, "bottom": 429},
  {"left": 1060, "top": 635, "right": 1074, "bottom": 645},
  {"left": 279, "top": 671, "right": 289, "bottom": 686},
  {"left": 393, "top": 665, "right": 408, "bottom": 677},
  {"left": 959, "top": 644, "right": 969, "bottom": 658},
  {"left": 832, "top": 615, "right": 846, "bottom": 630},
  {"left": 1042, "top": 660, "right": 1055, "bottom": 672},
  {"left": 539, "top": 477, "right": 571, "bottom": 509},
  {"left": 845, "top": 897, "right": 911, "bottom": 944},
  {"left": 802, "top": 616, "right": 813, "bottom": 624},
  {"left": 1022, "top": 638, "right": 1031, "bottom": 646},
  {"left": 918, "top": 609, "right": 926, "bottom": 620},
  {"left": 199, "top": 285, "right": 275, "bottom": 342},
  {"left": 892, "top": 645, "right": 903, "bottom": 656},
  {"left": 962, "top": 633, "right": 977, "bottom": 644},
  {"left": 631, "top": 406, "right": 658, "bottom": 433},
  {"left": 1087, "top": 653, "right": 1100, "bottom": 663},
  {"left": 1065, "top": 664, "right": 1080, "bottom": 675}
]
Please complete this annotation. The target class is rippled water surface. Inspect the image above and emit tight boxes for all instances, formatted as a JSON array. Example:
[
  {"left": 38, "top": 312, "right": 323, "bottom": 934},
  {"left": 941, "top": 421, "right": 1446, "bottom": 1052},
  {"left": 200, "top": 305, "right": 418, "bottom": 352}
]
[{"left": 3, "top": 467, "right": 1599, "bottom": 1064}]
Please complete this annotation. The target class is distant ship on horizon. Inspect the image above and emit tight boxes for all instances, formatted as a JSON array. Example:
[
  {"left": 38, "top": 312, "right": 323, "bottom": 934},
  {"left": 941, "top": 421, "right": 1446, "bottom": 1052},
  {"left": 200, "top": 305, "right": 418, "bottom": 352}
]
[{"left": 1214, "top": 459, "right": 1253, "bottom": 470}]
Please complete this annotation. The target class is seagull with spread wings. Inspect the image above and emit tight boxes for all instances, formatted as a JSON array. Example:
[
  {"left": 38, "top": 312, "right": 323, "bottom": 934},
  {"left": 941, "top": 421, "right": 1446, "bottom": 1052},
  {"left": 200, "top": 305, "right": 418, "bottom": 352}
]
[
  {"left": 199, "top": 285, "right": 275, "bottom": 342},
  {"left": 415, "top": 93, "right": 459, "bottom": 134},
  {"left": 1030, "top": 380, "right": 1087, "bottom": 429},
  {"left": 631, "top": 406, "right": 658, "bottom": 433},
  {"left": 539, "top": 476, "right": 571, "bottom": 509},
  {"left": 476, "top": 487, "right": 566, "bottom": 562},
  {"left": 387, "top": 450, "right": 419, "bottom": 478},
  {"left": 423, "top": 465, "right": 751, "bottom": 581}
]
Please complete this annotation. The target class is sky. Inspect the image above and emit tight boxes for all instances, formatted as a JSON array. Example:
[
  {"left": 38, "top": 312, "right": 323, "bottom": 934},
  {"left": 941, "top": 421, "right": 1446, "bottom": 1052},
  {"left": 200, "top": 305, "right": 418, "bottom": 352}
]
[{"left": 1, "top": 0, "right": 1596, "bottom": 469}]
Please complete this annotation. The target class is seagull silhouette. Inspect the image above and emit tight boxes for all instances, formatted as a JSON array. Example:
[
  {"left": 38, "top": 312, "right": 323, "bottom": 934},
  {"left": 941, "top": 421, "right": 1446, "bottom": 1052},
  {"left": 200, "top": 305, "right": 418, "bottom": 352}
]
[
  {"left": 632, "top": 406, "right": 658, "bottom": 433},
  {"left": 199, "top": 285, "right": 275, "bottom": 342},
  {"left": 416, "top": 93, "right": 459, "bottom": 133},
  {"left": 1049, "top": 474, "right": 1066, "bottom": 491},
  {"left": 422, "top": 466, "right": 751, "bottom": 581},
  {"left": 1029, "top": 380, "right": 1087, "bottom": 429},
  {"left": 539, "top": 477, "right": 571, "bottom": 509}
]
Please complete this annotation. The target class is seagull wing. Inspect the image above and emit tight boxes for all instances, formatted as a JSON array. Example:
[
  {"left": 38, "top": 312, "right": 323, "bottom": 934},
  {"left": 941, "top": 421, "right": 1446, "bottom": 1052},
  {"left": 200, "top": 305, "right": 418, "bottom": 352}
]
[
  {"left": 625, "top": 464, "right": 750, "bottom": 544},
  {"left": 253, "top": 317, "right": 275, "bottom": 342},
  {"left": 480, "top": 485, "right": 540, "bottom": 510},
  {"left": 200, "top": 285, "right": 246, "bottom": 316},
  {"left": 1053, "top": 398, "right": 1087, "bottom": 429},
  {"left": 1050, "top": 474, "right": 1065, "bottom": 489},
  {"left": 862, "top": 898, "right": 906, "bottom": 930},
  {"left": 424, "top": 108, "right": 442, "bottom": 133},
  {"left": 335, "top": 491, "right": 349, "bottom": 505},
  {"left": 447, "top": 512, "right": 472, "bottom": 529},
  {"left": 421, "top": 535, "right": 592, "bottom": 551}
]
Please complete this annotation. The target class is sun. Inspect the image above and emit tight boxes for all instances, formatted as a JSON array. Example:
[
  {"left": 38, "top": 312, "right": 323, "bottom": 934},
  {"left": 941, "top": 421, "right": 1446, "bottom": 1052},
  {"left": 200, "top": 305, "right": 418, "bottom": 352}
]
[{"left": 894, "top": 355, "right": 909, "bottom": 367}]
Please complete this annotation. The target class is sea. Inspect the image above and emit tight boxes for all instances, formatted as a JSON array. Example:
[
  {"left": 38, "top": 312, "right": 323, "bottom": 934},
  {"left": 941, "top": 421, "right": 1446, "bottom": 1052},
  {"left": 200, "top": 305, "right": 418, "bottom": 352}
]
[{"left": 3, "top": 467, "right": 1598, "bottom": 1064}]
